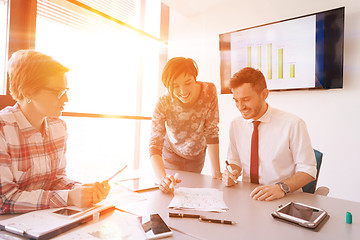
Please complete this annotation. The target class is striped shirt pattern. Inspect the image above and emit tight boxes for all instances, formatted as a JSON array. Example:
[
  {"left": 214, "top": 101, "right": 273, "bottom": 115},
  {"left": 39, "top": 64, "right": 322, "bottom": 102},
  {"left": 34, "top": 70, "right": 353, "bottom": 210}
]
[{"left": 0, "top": 104, "right": 79, "bottom": 214}]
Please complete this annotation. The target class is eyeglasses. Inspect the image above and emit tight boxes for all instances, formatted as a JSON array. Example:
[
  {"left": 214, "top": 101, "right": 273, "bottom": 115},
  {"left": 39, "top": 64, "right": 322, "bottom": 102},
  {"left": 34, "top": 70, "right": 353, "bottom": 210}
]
[{"left": 42, "top": 87, "right": 69, "bottom": 99}]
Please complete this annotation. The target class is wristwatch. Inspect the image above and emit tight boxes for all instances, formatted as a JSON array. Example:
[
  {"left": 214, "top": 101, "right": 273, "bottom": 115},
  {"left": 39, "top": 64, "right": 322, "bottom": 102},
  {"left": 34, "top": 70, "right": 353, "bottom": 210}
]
[{"left": 276, "top": 182, "right": 290, "bottom": 195}]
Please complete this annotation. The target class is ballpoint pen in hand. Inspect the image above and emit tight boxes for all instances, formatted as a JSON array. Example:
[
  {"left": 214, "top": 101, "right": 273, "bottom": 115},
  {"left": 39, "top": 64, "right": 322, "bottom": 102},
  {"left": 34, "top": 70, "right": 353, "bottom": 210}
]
[
  {"left": 225, "top": 161, "right": 238, "bottom": 184},
  {"left": 106, "top": 165, "right": 127, "bottom": 182}
]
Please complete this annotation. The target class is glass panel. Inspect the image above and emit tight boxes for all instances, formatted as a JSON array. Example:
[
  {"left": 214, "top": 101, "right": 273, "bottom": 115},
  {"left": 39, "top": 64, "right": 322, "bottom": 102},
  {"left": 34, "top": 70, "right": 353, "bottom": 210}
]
[
  {"left": 76, "top": 0, "right": 141, "bottom": 28},
  {"left": 36, "top": 14, "right": 141, "bottom": 115},
  {"left": 138, "top": 119, "right": 152, "bottom": 171},
  {"left": 35, "top": 0, "right": 163, "bottom": 178},
  {"left": 64, "top": 116, "right": 136, "bottom": 183},
  {"left": 0, "top": 0, "right": 8, "bottom": 95},
  {"left": 36, "top": 0, "right": 162, "bottom": 116}
]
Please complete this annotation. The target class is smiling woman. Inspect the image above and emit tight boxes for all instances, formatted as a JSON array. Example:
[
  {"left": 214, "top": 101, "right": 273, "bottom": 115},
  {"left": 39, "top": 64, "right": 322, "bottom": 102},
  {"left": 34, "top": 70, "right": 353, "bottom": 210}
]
[{"left": 149, "top": 57, "right": 221, "bottom": 193}]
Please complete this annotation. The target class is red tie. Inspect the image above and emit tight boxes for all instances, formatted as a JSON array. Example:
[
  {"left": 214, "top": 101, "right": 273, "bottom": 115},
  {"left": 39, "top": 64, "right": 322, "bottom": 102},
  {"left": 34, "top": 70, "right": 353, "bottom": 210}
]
[{"left": 250, "top": 121, "right": 261, "bottom": 184}]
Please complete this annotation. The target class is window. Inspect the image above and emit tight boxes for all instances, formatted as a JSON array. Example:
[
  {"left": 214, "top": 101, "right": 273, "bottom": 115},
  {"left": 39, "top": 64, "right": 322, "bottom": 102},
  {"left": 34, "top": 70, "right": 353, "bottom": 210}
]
[
  {"left": 35, "top": 0, "right": 165, "bottom": 182},
  {"left": 0, "top": 0, "right": 8, "bottom": 95}
]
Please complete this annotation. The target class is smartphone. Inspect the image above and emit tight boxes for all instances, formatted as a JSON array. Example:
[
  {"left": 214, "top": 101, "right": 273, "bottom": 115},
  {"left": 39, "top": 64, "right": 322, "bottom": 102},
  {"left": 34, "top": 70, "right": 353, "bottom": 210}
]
[
  {"left": 145, "top": 214, "right": 172, "bottom": 239},
  {"left": 53, "top": 208, "right": 81, "bottom": 216},
  {"left": 271, "top": 202, "right": 328, "bottom": 228}
]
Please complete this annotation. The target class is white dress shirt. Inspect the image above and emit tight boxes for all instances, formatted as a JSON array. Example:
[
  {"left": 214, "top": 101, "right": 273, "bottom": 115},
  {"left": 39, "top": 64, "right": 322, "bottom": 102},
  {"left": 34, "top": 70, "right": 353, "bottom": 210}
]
[{"left": 227, "top": 106, "right": 317, "bottom": 185}]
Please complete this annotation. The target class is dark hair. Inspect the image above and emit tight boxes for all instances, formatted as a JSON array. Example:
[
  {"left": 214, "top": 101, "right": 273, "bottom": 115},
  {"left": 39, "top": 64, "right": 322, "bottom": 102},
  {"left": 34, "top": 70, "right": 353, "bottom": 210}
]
[
  {"left": 161, "top": 57, "right": 198, "bottom": 95},
  {"left": 229, "top": 67, "right": 267, "bottom": 93}
]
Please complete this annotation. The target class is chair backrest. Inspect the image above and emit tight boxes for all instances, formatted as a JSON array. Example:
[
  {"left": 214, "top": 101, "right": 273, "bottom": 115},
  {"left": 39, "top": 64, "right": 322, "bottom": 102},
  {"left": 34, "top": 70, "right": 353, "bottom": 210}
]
[{"left": 302, "top": 149, "right": 323, "bottom": 194}]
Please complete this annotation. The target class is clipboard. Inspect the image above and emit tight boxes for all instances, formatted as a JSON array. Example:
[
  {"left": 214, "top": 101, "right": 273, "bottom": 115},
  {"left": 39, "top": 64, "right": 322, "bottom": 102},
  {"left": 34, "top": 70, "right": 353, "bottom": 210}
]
[{"left": 0, "top": 205, "right": 115, "bottom": 240}]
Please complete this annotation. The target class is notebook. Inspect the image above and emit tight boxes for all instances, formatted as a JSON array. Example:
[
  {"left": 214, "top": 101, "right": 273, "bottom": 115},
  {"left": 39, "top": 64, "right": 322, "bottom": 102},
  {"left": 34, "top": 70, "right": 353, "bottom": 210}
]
[{"left": 0, "top": 205, "right": 115, "bottom": 240}]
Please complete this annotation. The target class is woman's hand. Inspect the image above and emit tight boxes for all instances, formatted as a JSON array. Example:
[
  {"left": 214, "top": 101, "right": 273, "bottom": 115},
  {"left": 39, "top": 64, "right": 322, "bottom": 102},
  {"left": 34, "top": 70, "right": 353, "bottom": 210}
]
[{"left": 159, "top": 174, "right": 181, "bottom": 193}]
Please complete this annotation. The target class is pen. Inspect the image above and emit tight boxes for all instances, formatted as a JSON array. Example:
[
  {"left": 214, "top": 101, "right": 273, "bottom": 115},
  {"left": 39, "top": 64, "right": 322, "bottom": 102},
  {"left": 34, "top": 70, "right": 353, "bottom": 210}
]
[
  {"left": 225, "top": 161, "right": 237, "bottom": 184},
  {"left": 169, "top": 212, "right": 201, "bottom": 218},
  {"left": 107, "top": 165, "right": 127, "bottom": 182},
  {"left": 199, "top": 217, "right": 236, "bottom": 225}
]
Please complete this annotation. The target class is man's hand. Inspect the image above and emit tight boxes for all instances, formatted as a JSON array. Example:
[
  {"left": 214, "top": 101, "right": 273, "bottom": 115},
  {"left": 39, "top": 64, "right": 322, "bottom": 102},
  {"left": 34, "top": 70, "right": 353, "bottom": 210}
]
[
  {"left": 91, "top": 181, "right": 111, "bottom": 204},
  {"left": 250, "top": 184, "right": 285, "bottom": 201},
  {"left": 68, "top": 186, "right": 93, "bottom": 208},
  {"left": 222, "top": 168, "right": 240, "bottom": 187}
]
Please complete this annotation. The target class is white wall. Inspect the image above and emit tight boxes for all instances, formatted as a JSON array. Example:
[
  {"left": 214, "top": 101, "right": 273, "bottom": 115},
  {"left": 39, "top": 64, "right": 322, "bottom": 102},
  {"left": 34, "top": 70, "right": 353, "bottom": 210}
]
[{"left": 166, "top": 0, "right": 360, "bottom": 202}]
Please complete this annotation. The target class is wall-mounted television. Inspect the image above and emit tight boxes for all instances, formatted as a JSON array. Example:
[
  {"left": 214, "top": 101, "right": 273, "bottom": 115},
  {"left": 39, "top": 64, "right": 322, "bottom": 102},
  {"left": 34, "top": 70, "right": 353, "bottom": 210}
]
[{"left": 219, "top": 7, "right": 344, "bottom": 93}]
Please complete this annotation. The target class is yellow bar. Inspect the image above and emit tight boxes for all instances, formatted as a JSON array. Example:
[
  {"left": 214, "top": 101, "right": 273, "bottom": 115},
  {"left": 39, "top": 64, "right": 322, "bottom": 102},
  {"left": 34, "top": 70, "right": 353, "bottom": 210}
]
[
  {"left": 257, "top": 46, "right": 261, "bottom": 70},
  {"left": 290, "top": 64, "right": 295, "bottom": 78},
  {"left": 267, "top": 43, "right": 272, "bottom": 79},
  {"left": 247, "top": 46, "right": 251, "bottom": 67},
  {"left": 278, "top": 48, "right": 283, "bottom": 79}
]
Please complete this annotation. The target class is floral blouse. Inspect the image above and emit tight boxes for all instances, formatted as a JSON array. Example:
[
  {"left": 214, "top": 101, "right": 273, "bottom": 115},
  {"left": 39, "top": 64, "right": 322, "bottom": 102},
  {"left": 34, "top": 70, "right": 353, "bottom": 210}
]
[{"left": 149, "top": 82, "right": 219, "bottom": 160}]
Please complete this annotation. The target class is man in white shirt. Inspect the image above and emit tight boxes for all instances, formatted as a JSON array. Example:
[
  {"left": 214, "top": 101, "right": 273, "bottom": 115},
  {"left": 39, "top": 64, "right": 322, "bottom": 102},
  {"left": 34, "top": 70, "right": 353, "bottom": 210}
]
[{"left": 222, "top": 67, "right": 317, "bottom": 201}]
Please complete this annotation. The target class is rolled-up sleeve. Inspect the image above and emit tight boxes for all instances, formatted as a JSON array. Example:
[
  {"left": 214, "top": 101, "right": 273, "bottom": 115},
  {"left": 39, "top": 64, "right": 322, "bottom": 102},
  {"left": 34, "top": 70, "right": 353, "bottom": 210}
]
[
  {"left": 149, "top": 99, "right": 167, "bottom": 157},
  {"left": 204, "top": 84, "right": 219, "bottom": 144},
  {"left": 290, "top": 119, "right": 317, "bottom": 179}
]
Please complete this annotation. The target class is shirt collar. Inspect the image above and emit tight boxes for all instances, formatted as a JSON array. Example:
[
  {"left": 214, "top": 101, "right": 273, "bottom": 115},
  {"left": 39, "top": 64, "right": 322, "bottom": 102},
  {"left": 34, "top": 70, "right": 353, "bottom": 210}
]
[
  {"left": 245, "top": 104, "right": 273, "bottom": 124},
  {"left": 13, "top": 103, "right": 49, "bottom": 138}
]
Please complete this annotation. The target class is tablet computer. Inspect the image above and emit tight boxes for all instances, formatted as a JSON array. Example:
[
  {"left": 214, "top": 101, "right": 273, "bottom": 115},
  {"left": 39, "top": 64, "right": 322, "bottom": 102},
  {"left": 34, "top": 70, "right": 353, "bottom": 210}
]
[
  {"left": 116, "top": 178, "right": 159, "bottom": 192},
  {"left": 271, "top": 202, "right": 328, "bottom": 229}
]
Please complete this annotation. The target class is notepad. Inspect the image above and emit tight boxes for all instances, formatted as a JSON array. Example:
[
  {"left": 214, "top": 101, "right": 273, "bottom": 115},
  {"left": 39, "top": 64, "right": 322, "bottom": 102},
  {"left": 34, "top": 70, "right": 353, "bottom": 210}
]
[
  {"left": 0, "top": 205, "right": 115, "bottom": 240},
  {"left": 168, "top": 187, "right": 229, "bottom": 212}
]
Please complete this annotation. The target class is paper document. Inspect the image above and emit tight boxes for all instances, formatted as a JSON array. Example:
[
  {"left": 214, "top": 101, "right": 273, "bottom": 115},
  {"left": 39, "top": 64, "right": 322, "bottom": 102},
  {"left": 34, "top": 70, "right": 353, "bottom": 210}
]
[
  {"left": 168, "top": 187, "right": 229, "bottom": 212},
  {"left": 54, "top": 210, "right": 146, "bottom": 240}
]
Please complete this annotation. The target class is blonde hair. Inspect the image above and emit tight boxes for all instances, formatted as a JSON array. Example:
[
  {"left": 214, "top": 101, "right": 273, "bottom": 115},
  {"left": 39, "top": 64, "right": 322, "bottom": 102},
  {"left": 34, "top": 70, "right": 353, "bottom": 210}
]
[{"left": 7, "top": 49, "right": 69, "bottom": 101}]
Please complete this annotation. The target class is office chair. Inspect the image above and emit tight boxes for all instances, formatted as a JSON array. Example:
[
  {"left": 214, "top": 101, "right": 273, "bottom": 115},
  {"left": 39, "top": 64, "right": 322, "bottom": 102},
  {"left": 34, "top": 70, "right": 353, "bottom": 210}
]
[{"left": 302, "top": 149, "right": 329, "bottom": 196}]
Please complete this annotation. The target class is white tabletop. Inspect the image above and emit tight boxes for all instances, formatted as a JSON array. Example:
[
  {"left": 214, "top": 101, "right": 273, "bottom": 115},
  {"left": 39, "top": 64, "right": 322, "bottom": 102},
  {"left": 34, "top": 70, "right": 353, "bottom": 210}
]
[
  {"left": 120, "top": 170, "right": 360, "bottom": 240},
  {"left": 1, "top": 170, "right": 359, "bottom": 240}
]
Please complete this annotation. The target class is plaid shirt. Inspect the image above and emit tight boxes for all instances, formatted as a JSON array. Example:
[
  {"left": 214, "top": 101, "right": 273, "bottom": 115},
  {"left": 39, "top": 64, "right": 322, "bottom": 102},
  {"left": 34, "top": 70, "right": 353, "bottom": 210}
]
[{"left": 0, "top": 104, "right": 79, "bottom": 214}]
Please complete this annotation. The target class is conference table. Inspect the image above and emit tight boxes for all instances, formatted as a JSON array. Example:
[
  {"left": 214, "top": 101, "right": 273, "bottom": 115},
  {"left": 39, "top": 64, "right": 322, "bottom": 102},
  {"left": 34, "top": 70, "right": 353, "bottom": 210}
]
[
  {"left": 119, "top": 170, "right": 360, "bottom": 240},
  {"left": 0, "top": 170, "right": 359, "bottom": 239}
]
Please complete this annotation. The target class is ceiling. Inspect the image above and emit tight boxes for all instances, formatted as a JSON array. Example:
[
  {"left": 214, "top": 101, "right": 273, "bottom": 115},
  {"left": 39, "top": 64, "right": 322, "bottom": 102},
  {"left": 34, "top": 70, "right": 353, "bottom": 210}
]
[{"left": 161, "top": 0, "right": 227, "bottom": 17}]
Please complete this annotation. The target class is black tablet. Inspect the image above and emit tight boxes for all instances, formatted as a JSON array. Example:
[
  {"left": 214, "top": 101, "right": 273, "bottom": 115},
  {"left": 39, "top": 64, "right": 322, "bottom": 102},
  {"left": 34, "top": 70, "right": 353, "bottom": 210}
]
[{"left": 271, "top": 202, "right": 328, "bottom": 228}]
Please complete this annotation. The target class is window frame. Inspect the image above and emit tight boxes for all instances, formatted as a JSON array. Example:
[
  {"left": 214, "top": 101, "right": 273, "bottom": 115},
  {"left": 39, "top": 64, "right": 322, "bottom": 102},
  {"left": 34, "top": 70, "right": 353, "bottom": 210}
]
[
  {"left": 2, "top": 0, "right": 170, "bottom": 170},
  {"left": 0, "top": 0, "right": 37, "bottom": 109}
]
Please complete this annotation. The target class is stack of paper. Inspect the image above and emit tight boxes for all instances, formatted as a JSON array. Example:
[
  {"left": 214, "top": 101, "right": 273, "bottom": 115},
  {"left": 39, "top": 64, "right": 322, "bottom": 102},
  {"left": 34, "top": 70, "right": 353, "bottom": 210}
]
[{"left": 168, "top": 187, "right": 229, "bottom": 212}]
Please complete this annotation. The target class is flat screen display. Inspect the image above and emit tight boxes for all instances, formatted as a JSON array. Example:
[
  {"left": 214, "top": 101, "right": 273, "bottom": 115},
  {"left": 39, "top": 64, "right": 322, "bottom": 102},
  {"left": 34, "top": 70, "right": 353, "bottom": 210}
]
[{"left": 219, "top": 7, "right": 344, "bottom": 93}]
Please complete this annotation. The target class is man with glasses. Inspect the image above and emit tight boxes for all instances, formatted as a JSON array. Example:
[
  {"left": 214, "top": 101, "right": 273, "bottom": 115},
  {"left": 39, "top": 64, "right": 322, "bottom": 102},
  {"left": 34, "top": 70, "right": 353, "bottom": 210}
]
[{"left": 0, "top": 49, "right": 110, "bottom": 214}]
